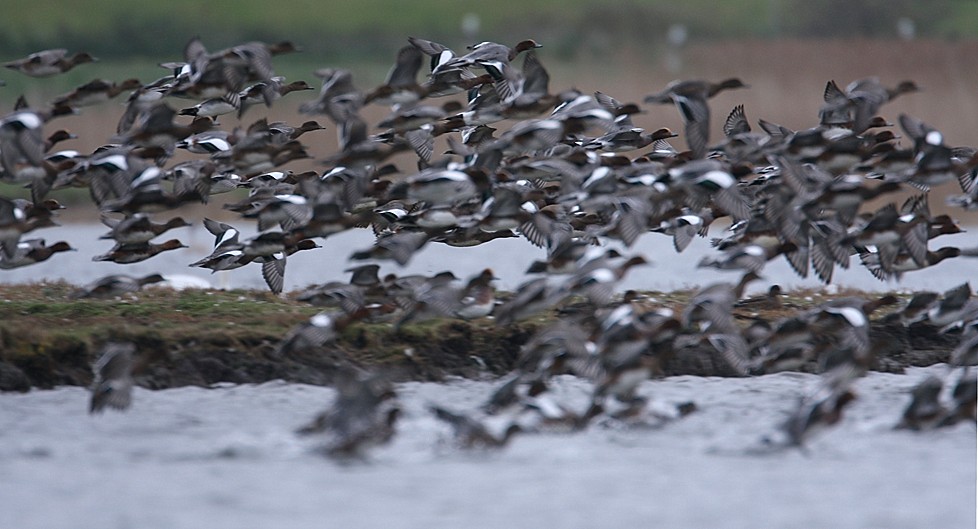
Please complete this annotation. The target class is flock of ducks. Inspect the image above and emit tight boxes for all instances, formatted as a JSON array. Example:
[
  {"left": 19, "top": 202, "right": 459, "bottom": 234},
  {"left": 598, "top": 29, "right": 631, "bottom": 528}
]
[{"left": 1, "top": 37, "right": 975, "bottom": 457}]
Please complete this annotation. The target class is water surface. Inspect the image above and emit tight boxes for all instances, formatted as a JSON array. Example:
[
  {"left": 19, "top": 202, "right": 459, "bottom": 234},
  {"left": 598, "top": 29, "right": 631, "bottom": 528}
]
[
  {"left": 0, "top": 365, "right": 973, "bottom": 529},
  {"left": 1, "top": 223, "right": 974, "bottom": 294}
]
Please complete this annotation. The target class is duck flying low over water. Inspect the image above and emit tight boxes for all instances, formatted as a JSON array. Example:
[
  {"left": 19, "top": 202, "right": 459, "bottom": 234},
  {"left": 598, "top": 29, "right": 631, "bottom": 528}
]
[
  {"left": 429, "top": 404, "right": 522, "bottom": 449},
  {"left": 89, "top": 342, "right": 136, "bottom": 414},
  {"left": 296, "top": 371, "right": 400, "bottom": 458},
  {"left": 1, "top": 34, "right": 977, "bottom": 456},
  {"left": 781, "top": 365, "right": 860, "bottom": 447}
]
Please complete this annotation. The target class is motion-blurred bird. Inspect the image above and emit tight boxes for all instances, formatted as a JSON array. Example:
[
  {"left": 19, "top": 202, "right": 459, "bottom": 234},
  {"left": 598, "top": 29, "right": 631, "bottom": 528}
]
[{"left": 89, "top": 342, "right": 136, "bottom": 414}]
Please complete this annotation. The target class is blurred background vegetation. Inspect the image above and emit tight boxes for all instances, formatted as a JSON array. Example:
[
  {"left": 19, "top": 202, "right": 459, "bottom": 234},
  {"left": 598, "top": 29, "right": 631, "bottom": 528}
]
[
  {"left": 3, "top": 0, "right": 976, "bottom": 103},
  {"left": 1, "top": 0, "right": 975, "bottom": 62}
]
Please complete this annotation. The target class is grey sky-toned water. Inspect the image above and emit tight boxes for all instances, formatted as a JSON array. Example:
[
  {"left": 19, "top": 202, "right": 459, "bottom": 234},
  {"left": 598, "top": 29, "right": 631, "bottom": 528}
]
[
  {"left": 0, "top": 365, "right": 973, "bottom": 529},
  {"left": 0, "top": 222, "right": 974, "bottom": 295}
]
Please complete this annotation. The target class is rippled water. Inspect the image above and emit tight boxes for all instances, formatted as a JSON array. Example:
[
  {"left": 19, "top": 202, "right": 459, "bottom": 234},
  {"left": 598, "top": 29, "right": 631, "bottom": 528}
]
[
  {"left": 0, "top": 222, "right": 975, "bottom": 294},
  {"left": 0, "top": 365, "right": 973, "bottom": 529}
]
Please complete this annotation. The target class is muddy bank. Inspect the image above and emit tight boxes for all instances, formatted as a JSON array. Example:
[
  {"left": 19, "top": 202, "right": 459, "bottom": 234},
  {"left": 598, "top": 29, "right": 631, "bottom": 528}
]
[{"left": 0, "top": 283, "right": 960, "bottom": 392}]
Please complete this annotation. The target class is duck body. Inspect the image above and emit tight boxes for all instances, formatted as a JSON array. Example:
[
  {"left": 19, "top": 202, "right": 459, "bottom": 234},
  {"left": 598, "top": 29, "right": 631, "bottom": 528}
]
[
  {"left": 93, "top": 239, "right": 186, "bottom": 264},
  {"left": 70, "top": 273, "right": 165, "bottom": 299},
  {"left": 0, "top": 238, "right": 73, "bottom": 269},
  {"left": 4, "top": 49, "right": 97, "bottom": 77}
]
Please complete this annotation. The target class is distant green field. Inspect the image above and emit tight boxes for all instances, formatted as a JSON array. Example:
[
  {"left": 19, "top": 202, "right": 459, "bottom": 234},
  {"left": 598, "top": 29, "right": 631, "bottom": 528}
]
[{"left": 1, "top": 0, "right": 974, "bottom": 62}]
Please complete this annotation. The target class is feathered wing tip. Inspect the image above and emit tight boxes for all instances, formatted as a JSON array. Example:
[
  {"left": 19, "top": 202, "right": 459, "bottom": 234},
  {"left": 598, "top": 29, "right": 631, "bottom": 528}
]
[
  {"left": 407, "top": 36, "right": 450, "bottom": 58},
  {"left": 780, "top": 238, "right": 810, "bottom": 278},
  {"left": 29, "top": 171, "right": 56, "bottom": 206},
  {"left": 902, "top": 223, "right": 929, "bottom": 268},
  {"left": 823, "top": 80, "right": 845, "bottom": 103},
  {"left": 677, "top": 97, "right": 710, "bottom": 159},
  {"left": 712, "top": 186, "right": 752, "bottom": 221},
  {"left": 810, "top": 242, "right": 836, "bottom": 284},
  {"left": 261, "top": 254, "right": 286, "bottom": 294},
  {"left": 90, "top": 378, "right": 133, "bottom": 413},
  {"left": 404, "top": 127, "right": 434, "bottom": 163},
  {"left": 611, "top": 200, "right": 648, "bottom": 248},
  {"left": 757, "top": 118, "right": 793, "bottom": 138},
  {"left": 394, "top": 45, "right": 425, "bottom": 86},
  {"left": 723, "top": 104, "right": 750, "bottom": 138},
  {"left": 707, "top": 333, "right": 751, "bottom": 376},
  {"left": 672, "top": 223, "right": 696, "bottom": 253}
]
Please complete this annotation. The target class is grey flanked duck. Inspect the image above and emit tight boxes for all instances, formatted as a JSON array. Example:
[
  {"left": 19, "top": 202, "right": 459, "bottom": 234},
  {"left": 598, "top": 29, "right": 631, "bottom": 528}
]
[
  {"left": 89, "top": 342, "right": 137, "bottom": 414},
  {"left": 296, "top": 371, "right": 400, "bottom": 459},
  {"left": 92, "top": 239, "right": 186, "bottom": 264},
  {"left": 781, "top": 364, "right": 861, "bottom": 447},
  {"left": 0, "top": 238, "right": 73, "bottom": 269},
  {"left": 895, "top": 376, "right": 946, "bottom": 431},
  {"left": 0, "top": 196, "right": 51, "bottom": 258},
  {"left": 295, "top": 264, "right": 385, "bottom": 316},
  {"left": 0, "top": 108, "right": 64, "bottom": 204},
  {"left": 433, "top": 39, "right": 542, "bottom": 77},
  {"left": 408, "top": 37, "right": 493, "bottom": 99},
  {"left": 70, "top": 273, "right": 166, "bottom": 300},
  {"left": 429, "top": 405, "right": 522, "bottom": 449},
  {"left": 298, "top": 68, "right": 363, "bottom": 125},
  {"left": 178, "top": 92, "right": 241, "bottom": 121},
  {"left": 4, "top": 49, "right": 97, "bottom": 77},
  {"left": 276, "top": 310, "right": 348, "bottom": 356},
  {"left": 364, "top": 45, "right": 426, "bottom": 106},
  {"left": 52, "top": 78, "right": 142, "bottom": 109},
  {"left": 99, "top": 213, "right": 190, "bottom": 245},
  {"left": 114, "top": 100, "right": 213, "bottom": 151},
  {"left": 393, "top": 268, "right": 497, "bottom": 327},
  {"left": 583, "top": 91, "right": 675, "bottom": 152},
  {"left": 896, "top": 113, "right": 963, "bottom": 190},
  {"left": 644, "top": 78, "right": 748, "bottom": 159},
  {"left": 819, "top": 77, "right": 919, "bottom": 134},
  {"left": 682, "top": 271, "right": 761, "bottom": 334},
  {"left": 237, "top": 78, "right": 313, "bottom": 117}
]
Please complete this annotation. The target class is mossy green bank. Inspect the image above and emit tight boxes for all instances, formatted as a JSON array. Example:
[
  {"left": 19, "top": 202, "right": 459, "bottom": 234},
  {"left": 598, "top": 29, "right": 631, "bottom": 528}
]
[{"left": 0, "top": 283, "right": 960, "bottom": 392}]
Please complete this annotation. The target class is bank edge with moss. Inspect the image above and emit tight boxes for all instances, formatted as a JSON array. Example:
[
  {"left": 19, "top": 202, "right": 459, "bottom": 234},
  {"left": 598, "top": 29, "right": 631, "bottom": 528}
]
[{"left": 0, "top": 283, "right": 958, "bottom": 392}]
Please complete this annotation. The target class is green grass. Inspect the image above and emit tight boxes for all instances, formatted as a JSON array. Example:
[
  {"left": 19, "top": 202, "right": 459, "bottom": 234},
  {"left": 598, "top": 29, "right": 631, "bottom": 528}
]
[
  {"left": 0, "top": 281, "right": 536, "bottom": 388},
  {"left": 0, "top": 281, "right": 909, "bottom": 355},
  {"left": 0, "top": 283, "right": 315, "bottom": 350},
  {"left": 0, "top": 281, "right": 951, "bottom": 391},
  {"left": 0, "top": 0, "right": 973, "bottom": 63}
]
